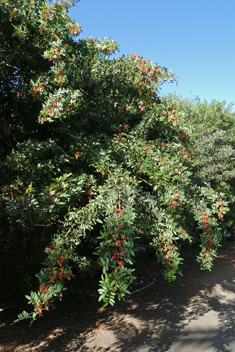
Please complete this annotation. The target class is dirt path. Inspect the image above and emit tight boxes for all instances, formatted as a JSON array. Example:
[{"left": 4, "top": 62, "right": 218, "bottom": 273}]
[
  {"left": 1, "top": 243, "right": 235, "bottom": 351},
  {"left": 84, "top": 254, "right": 235, "bottom": 352}
]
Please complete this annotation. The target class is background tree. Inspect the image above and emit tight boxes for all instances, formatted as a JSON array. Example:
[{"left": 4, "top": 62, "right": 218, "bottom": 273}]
[
  {"left": 0, "top": 0, "right": 228, "bottom": 323},
  {"left": 163, "top": 94, "right": 235, "bottom": 235}
]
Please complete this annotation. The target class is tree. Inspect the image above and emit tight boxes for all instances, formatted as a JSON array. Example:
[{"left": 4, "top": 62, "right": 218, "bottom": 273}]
[
  {"left": 162, "top": 94, "right": 235, "bottom": 235},
  {"left": 0, "top": 0, "right": 228, "bottom": 323}
]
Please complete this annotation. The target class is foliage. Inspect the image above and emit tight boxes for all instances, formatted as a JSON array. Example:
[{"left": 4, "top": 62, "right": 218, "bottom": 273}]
[
  {"left": 0, "top": 0, "right": 228, "bottom": 323},
  {"left": 162, "top": 94, "right": 235, "bottom": 234}
]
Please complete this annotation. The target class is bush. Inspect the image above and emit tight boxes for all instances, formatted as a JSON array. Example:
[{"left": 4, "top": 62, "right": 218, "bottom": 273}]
[{"left": 0, "top": 0, "right": 228, "bottom": 323}]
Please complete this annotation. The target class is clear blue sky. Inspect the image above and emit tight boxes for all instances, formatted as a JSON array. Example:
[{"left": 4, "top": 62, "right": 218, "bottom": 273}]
[{"left": 69, "top": 0, "right": 235, "bottom": 107}]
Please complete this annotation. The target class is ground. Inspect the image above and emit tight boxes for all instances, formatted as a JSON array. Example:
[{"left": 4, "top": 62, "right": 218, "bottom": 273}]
[{"left": 0, "top": 242, "right": 235, "bottom": 352}]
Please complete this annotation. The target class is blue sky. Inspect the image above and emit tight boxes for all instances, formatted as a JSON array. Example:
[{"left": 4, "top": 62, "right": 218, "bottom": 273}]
[{"left": 69, "top": 0, "right": 235, "bottom": 107}]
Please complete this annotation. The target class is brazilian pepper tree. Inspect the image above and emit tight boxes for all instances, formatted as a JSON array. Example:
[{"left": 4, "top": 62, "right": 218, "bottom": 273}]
[{"left": 0, "top": 0, "right": 228, "bottom": 323}]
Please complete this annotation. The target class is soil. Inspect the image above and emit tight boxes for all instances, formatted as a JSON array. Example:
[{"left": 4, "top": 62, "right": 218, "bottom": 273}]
[{"left": 1, "top": 242, "right": 235, "bottom": 352}]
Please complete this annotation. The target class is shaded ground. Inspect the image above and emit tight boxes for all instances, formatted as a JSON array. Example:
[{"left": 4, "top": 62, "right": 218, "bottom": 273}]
[{"left": 1, "top": 242, "right": 235, "bottom": 351}]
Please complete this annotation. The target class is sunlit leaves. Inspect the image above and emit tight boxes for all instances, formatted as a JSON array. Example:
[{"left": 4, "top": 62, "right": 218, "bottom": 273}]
[{"left": 0, "top": 0, "right": 229, "bottom": 323}]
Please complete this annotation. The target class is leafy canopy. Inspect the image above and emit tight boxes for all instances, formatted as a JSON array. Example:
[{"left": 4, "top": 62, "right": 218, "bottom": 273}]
[{"left": 0, "top": 0, "right": 228, "bottom": 323}]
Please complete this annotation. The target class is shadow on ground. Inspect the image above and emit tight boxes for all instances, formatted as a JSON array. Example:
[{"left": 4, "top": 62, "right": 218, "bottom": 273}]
[{"left": 1, "top": 243, "right": 235, "bottom": 352}]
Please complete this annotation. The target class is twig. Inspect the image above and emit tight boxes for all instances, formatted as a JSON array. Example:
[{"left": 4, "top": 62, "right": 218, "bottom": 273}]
[
  {"left": 138, "top": 177, "right": 153, "bottom": 187},
  {"left": 64, "top": 217, "right": 81, "bottom": 238},
  {"left": 128, "top": 279, "right": 156, "bottom": 296}
]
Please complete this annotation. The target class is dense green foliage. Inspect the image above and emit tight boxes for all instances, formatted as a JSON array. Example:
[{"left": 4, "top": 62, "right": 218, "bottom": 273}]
[
  {"left": 0, "top": 0, "right": 228, "bottom": 323},
  {"left": 163, "top": 94, "right": 235, "bottom": 234}
]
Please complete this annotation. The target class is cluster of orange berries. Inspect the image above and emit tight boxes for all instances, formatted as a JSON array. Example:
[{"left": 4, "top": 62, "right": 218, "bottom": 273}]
[
  {"left": 163, "top": 106, "right": 177, "bottom": 116},
  {"left": 87, "top": 178, "right": 93, "bottom": 201},
  {"left": 179, "top": 132, "right": 189, "bottom": 143},
  {"left": 117, "top": 132, "right": 125, "bottom": 141},
  {"left": 2, "top": 183, "right": 24, "bottom": 200},
  {"left": 158, "top": 156, "right": 166, "bottom": 165},
  {"left": 169, "top": 194, "right": 182, "bottom": 211},
  {"left": 31, "top": 82, "right": 44, "bottom": 101},
  {"left": 48, "top": 46, "right": 61, "bottom": 61},
  {"left": 17, "top": 89, "right": 25, "bottom": 96},
  {"left": 201, "top": 211, "right": 213, "bottom": 250},
  {"left": 68, "top": 26, "right": 80, "bottom": 35},
  {"left": 214, "top": 198, "right": 224, "bottom": 220},
  {"left": 99, "top": 227, "right": 128, "bottom": 277},
  {"left": 110, "top": 234, "right": 127, "bottom": 269},
  {"left": 34, "top": 246, "right": 71, "bottom": 316},
  {"left": 158, "top": 235, "right": 176, "bottom": 267},
  {"left": 54, "top": 69, "right": 64, "bottom": 81}
]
